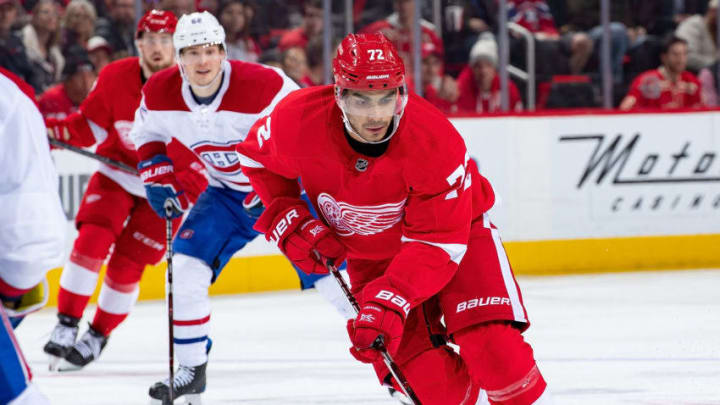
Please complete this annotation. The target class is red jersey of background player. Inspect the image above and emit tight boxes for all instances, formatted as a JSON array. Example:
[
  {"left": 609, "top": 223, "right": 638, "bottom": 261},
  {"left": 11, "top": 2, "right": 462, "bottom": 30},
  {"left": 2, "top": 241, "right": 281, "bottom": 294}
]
[
  {"left": 39, "top": 83, "right": 78, "bottom": 119},
  {"left": 238, "top": 85, "right": 496, "bottom": 300},
  {"left": 624, "top": 67, "right": 702, "bottom": 110},
  {"left": 53, "top": 57, "right": 202, "bottom": 197}
]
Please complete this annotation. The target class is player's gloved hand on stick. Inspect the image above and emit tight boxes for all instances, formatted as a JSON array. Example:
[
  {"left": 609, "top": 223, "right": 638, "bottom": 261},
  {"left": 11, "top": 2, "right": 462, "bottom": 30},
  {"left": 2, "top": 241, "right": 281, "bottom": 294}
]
[
  {"left": 347, "top": 280, "right": 409, "bottom": 363},
  {"left": 175, "top": 162, "right": 208, "bottom": 203},
  {"left": 254, "top": 197, "right": 345, "bottom": 274},
  {"left": 45, "top": 117, "right": 71, "bottom": 142},
  {"left": 138, "top": 154, "right": 189, "bottom": 218}
]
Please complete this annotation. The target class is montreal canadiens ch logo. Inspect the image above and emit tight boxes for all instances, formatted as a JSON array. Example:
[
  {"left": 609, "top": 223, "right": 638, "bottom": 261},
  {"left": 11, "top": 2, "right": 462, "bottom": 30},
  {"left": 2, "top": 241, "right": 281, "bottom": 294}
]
[
  {"left": 316, "top": 192, "right": 406, "bottom": 237},
  {"left": 191, "top": 140, "right": 242, "bottom": 174}
]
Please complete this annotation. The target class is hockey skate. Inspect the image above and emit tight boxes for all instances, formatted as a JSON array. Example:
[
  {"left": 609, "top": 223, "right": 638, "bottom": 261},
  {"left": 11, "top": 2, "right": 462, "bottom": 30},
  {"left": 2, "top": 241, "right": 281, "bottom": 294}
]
[
  {"left": 56, "top": 325, "right": 108, "bottom": 371},
  {"left": 149, "top": 363, "right": 206, "bottom": 405},
  {"left": 43, "top": 314, "right": 79, "bottom": 371}
]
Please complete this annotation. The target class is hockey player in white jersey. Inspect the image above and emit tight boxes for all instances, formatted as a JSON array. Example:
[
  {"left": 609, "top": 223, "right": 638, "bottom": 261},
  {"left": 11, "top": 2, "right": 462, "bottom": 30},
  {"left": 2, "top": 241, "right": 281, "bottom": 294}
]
[
  {"left": 131, "top": 11, "right": 347, "bottom": 404},
  {"left": 0, "top": 67, "right": 65, "bottom": 405}
]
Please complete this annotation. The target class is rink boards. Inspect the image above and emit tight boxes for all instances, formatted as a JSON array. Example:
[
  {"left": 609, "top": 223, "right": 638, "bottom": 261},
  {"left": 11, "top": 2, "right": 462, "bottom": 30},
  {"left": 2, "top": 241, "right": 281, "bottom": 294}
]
[{"left": 48, "top": 109, "right": 720, "bottom": 304}]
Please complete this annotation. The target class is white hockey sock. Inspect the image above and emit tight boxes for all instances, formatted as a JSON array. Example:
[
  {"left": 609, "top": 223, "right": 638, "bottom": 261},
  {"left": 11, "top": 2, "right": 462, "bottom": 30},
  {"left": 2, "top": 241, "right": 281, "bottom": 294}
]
[
  {"left": 313, "top": 272, "right": 355, "bottom": 320},
  {"left": 59, "top": 260, "right": 100, "bottom": 297},
  {"left": 171, "top": 254, "right": 213, "bottom": 367}
]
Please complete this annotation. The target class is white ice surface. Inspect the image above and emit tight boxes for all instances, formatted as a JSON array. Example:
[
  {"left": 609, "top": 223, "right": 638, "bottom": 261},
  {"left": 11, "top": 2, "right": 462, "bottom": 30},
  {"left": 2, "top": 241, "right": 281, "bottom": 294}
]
[{"left": 14, "top": 269, "right": 720, "bottom": 404}]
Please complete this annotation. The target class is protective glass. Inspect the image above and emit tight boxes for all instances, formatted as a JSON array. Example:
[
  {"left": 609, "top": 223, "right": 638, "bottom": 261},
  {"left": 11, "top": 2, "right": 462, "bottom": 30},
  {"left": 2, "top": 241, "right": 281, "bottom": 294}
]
[{"left": 336, "top": 86, "right": 407, "bottom": 119}]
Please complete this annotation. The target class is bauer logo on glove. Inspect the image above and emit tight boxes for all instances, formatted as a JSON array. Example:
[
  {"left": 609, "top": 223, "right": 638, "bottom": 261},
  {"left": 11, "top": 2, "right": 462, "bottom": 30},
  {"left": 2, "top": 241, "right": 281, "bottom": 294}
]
[{"left": 138, "top": 154, "right": 190, "bottom": 218}]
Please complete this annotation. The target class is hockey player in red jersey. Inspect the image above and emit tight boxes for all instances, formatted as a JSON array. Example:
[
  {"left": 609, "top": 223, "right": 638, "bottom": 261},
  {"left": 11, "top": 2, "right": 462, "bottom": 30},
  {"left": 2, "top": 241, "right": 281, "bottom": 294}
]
[
  {"left": 237, "top": 33, "right": 552, "bottom": 405},
  {"left": 42, "top": 10, "right": 208, "bottom": 372}
]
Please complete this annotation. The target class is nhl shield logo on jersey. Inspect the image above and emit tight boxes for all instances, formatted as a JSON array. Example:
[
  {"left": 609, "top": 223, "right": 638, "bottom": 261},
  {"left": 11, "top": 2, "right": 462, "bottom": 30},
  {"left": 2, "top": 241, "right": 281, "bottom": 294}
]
[
  {"left": 191, "top": 140, "right": 243, "bottom": 174},
  {"left": 316, "top": 192, "right": 405, "bottom": 237}
]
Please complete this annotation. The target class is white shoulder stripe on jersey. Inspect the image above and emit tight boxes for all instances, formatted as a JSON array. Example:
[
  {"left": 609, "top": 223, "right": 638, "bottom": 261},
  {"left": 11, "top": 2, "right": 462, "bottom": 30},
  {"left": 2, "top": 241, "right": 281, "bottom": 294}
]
[
  {"left": 400, "top": 236, "right": 467, "bottom": 265},
  {"left": 237, "top": 152, "right": 265, "bottom": 168},
  {"left": 87, "top": 118, "right": 108, "bottom": 144}
]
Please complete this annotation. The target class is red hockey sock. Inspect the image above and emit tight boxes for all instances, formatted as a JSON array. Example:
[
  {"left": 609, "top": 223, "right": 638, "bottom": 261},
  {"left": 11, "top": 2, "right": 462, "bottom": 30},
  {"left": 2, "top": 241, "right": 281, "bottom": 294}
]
[
  {"left": 454, "top": 322, "right": 547, "bottom": 405},
  {"left": 91, "top": 253, "right": 144, "bottom": 336},
  {"left": 91, "top": 309, "right": 128, "bottom": 337},
  {"left": 385, "top": 347, "right": 480, "bottom": 405},
  {"left": 57, "top": 289, "right": 92, "bottom": 320},
  {"left": 57, "top": 224, "right": 114, "bottom": 319}
]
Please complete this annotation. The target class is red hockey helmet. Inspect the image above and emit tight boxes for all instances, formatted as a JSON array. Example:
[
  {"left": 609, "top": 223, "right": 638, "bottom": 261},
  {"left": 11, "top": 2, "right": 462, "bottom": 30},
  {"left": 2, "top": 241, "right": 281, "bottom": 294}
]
[
  {"left": 332, "top": 33, "right": 406, "bottom": 90},
  {"left": 136, "top": 10, "right": 178, "bottom": 39},
  {"left": 333, "top": 33, "right": 408, "bottom": 144}
]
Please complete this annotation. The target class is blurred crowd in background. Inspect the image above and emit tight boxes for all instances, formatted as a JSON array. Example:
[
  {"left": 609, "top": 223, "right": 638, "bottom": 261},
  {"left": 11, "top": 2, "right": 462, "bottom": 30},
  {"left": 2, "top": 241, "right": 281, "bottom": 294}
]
[{"left": 3, "top": 0, "right": 720, "bottom": 119}]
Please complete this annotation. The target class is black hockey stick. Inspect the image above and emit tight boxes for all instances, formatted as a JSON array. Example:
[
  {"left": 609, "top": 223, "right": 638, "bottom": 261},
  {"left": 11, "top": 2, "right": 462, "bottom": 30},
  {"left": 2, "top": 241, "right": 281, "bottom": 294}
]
[
  {"left": 163, "top": 201, "right": 175, "bottom": 404},
  {"left": 48, "top": 137, "right": 139, "bottom": 175},
  {"left": 324, "top": 261, "right": 422, "bottom": 405}
]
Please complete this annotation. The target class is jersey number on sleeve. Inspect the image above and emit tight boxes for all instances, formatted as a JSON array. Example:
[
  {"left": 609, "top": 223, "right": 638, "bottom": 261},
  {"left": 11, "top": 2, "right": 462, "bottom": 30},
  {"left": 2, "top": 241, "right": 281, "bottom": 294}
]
[
  {"left": 257, "top": 117, "right": 271, "bottom": 148},
  {"left": 445, "top": 153, "right": 471, "bottom": 200}
]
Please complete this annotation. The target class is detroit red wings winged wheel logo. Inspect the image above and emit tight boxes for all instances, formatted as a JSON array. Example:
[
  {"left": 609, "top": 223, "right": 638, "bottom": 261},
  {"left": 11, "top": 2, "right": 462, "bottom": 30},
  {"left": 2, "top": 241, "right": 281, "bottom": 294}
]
[{"left": 317, "top": 192, "right": 406, "bottom": 237}]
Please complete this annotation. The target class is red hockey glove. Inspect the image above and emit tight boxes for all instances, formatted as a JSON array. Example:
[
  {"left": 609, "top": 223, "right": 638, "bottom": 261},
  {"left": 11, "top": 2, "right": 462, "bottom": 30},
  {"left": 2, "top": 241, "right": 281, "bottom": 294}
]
[
  {"left": 45, "top": 117, "right": 71, "bottom": 148},
  {"left": 347, "top": 282, "right": 410, "bottom": 363},
  {"left": 175, "top": 162, "right": 208, "bottom": 204},
  {"left": 254, "top": 197, "right": 345, "bottom": 275}
]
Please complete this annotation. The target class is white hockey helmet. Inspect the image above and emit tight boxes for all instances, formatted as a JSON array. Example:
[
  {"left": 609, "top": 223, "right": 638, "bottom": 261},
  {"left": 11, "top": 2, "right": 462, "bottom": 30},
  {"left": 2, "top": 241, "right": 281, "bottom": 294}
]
[{"left": 173, "top": 11, "right": 226, "bottom": 59}]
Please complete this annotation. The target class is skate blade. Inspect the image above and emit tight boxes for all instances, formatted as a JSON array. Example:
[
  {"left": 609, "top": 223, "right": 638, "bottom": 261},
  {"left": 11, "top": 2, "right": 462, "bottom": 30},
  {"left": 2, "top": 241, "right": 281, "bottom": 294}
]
[
  {"left": 148, "top": 394, "right": 202, "bottom": 405},
  {"left": 47, "top": 355, "right": 63, "bottom": 371},
  {"left": 185, "top": 394, "right": 202, "bottom": 405},
  {"left": 55, "top": 358, "right": 83, "bottom": 372}
]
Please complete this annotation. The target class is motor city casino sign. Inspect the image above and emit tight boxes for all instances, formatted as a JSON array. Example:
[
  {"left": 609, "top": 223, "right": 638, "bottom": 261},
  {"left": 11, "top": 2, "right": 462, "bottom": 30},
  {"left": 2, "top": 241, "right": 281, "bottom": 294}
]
[
  {"left": 558, "top": 131, "right": 720, "bottom": 215},
  {"left": 451, "top": 111, "right": 720, "bottom": 241}
]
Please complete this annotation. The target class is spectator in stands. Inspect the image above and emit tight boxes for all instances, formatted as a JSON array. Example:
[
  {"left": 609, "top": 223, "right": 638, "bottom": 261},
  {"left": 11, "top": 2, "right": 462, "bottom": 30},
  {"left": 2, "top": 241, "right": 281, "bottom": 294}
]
[
  {"left": 360, "top": 0, "right": 443, "bottom": 78},
  {"left": 442, "top": 0, "right": 496, "bottom": 77},
  {"left": 95, "top": 0, "right": 136, "bottom": 59},
  {"left": 277, "top": 0, "right": 322, "bottom": 51},
  {"left": 197, "top": 0, "right": 218, "bottom": 14},
  {"left": 258, "top": 47, "right": 282, "bottom": 69},
  {"left": 160, "top": 0, "right": 194, "bottom": 17},
  {"left": 698, "top": 61, "right": 720, "bottom": 106},
  {"left": 507, "top": 0, "right": 592, "bottom": 76},
  {"left": 675, "top": 0, "right": 717, "bottom": 72},
  {"left": 456, "top": 34, "right": 523, "bottom": 113},
  {"left": 61, "top": 0, "right": 96, "bottom": 50},
  {"left": 38, "top": 45, "right": 95, "bottom": 118},
  {"left": 1, "top": 0, "right": 42, "bottom": 91},
  {"left": 619, "top": 36, "right": 702, "bottom": 110},
  {"left": 421, "top": 37, "right": 458, "bottom": 113},
  {"left": 20, "top": 0, "right": 63, "bottom": 92},
  {"left": 299, "top": 35, "right": 322, "bottom": 87},
  {"left": 280, "top": 45, "right": 307, "bottom": 86},
  {"left": 219, "top": 0, "right": 260, "bottom": 62},
  {"left": 86, "top": 34, "right": 111, "bottom": 72},
  {"left": 549, "top": 0, "right": 630, "bottom": 84}
]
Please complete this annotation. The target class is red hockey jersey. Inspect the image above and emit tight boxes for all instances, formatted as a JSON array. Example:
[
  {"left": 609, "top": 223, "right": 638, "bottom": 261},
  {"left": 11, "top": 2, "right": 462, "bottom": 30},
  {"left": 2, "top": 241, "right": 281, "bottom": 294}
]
[
  {"left": 237, "top": 85, "right": 496, "bottom": 307},
  {"left": 624, "top": 67, "right": 702, "bottom": 110},
  {"left": 65, "top": 57, "right": 203, "bottom": 197}
]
